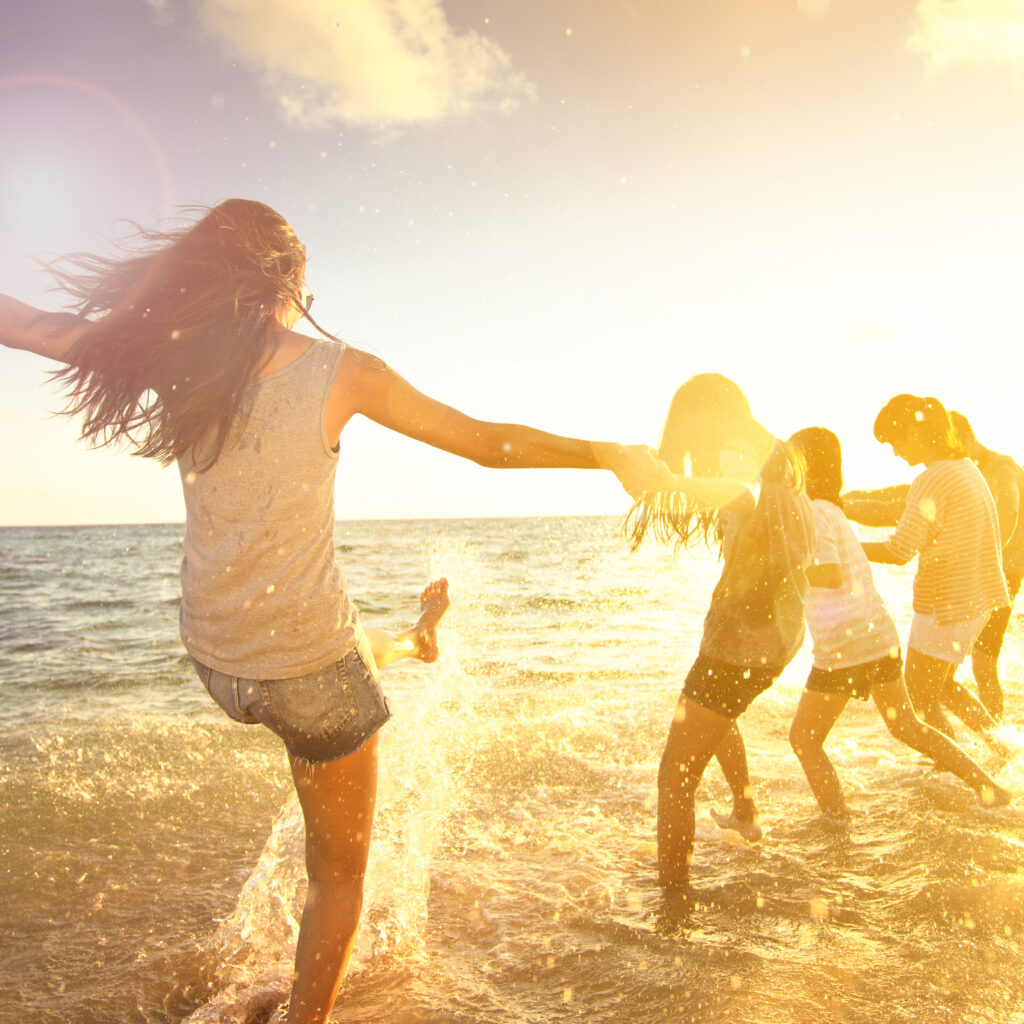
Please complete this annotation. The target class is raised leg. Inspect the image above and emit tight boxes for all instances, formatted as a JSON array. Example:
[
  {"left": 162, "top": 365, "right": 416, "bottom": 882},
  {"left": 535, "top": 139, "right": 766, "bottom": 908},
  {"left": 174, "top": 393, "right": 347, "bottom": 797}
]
[{"left": 362, "top": 578, "right": 449, "bottom": 669}]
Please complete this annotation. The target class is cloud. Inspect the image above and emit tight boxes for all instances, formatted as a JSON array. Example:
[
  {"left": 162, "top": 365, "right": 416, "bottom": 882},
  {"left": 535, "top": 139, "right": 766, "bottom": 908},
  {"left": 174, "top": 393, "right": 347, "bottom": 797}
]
[
  {"left": 194, "top": 0, "right": 534, "bottom": 128},
  {"left": 909, "top": 0, "right": 1024, "bottom": 76}
]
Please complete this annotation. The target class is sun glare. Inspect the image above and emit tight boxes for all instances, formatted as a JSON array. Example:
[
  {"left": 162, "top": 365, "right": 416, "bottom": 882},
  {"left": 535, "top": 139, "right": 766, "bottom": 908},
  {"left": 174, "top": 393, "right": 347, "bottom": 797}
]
[{"left": 0, "top": 161, "right": 77, "bottom": 247}]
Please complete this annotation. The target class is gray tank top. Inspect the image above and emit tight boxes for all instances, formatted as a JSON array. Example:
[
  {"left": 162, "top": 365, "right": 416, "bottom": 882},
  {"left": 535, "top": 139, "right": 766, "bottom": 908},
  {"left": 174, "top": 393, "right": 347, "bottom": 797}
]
[{"left": 177, "top": 338, "right": 359, "bottom": 678}]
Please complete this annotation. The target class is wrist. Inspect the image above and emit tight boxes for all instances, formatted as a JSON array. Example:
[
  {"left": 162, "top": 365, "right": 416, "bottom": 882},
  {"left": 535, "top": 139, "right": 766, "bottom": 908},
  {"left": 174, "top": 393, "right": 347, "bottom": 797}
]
[{"left": 590, "top": 440, "right": 621, "bottom": 470}]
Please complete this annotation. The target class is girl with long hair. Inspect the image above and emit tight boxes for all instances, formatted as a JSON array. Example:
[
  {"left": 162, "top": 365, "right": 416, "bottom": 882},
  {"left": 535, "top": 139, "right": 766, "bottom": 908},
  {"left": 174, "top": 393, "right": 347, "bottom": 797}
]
[
  {"left": 786, "top": 427, "right": 1009, "bottom": 816},
  {"left": 624, "top": 373, "right": 815, "bottom": 892},
  {"left": 0, "top": 199, "right": 653, "bottom": 1024}
]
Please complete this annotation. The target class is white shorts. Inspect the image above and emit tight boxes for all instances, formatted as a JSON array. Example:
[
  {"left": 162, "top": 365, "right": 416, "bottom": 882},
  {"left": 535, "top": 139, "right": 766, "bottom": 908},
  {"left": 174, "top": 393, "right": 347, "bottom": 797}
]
[{"left": 908, "top": 611, "right": 989, "bottom": 665}]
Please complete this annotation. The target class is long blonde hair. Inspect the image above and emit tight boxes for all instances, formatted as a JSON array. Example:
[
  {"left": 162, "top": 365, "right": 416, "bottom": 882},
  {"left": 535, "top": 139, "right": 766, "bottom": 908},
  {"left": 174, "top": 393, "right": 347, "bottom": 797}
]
[
  {"left": 624, "top": 373, "right": 800, "bottom": 551},
  {"left": 48, "top": 199, "right": 310, "bottom": 470}
]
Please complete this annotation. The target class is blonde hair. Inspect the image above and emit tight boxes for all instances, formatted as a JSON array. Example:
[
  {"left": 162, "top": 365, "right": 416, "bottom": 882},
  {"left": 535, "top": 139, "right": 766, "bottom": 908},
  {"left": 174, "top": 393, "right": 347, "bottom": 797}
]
[{"left": 625, "top": 373, "right": 801, "bottom": 551}]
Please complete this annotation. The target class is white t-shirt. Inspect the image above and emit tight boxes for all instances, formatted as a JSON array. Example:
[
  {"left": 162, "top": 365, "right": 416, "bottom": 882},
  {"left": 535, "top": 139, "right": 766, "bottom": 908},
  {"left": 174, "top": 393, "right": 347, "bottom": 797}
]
[{"left": 805, "top": 499, "right": 901, "bottom": 670}]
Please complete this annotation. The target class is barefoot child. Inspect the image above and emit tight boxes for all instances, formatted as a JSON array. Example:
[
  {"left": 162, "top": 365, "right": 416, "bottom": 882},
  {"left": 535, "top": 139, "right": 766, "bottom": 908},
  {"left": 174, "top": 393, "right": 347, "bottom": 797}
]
[
  {"left": 625, "top": 373, "right": 815, "bottom": 889},
  {"left": 786, "top": 428, "right": 1009, "bottom": 816}
]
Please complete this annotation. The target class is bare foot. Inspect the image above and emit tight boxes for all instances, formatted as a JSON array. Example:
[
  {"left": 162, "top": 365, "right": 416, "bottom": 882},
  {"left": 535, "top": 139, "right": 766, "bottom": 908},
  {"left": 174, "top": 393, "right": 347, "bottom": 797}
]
[
  {"left": 410, "top": 578, "right": 449, "bottom": 662},
  {"left": 711, "top": 808, "right": 763, "bottom": 843}
]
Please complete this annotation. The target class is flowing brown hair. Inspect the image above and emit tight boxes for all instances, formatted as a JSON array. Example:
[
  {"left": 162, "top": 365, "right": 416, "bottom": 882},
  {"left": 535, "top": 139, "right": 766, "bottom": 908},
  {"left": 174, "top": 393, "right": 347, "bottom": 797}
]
[
  {"left": 47, "top": 199, "right": 309, "bottom": 470},
  {"left": 624, "top": 373, "right": 801, "bottom": 552}
]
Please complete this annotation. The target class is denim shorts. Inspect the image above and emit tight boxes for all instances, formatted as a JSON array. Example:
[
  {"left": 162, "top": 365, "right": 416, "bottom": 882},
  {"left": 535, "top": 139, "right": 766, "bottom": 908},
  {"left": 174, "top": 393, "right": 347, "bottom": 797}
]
[
  {"left": 681, "top": 656, "right": 782, "bottom": 719},
  {"left": 190, "top": 630, "right": 391, "bottom": 764}
]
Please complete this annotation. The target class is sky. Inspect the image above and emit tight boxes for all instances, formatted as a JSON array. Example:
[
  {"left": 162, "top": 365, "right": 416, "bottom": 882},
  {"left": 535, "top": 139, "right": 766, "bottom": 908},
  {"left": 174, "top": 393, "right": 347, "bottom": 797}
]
[{"left": 2, "top": 0, "right": 1024, "bottom": 525}]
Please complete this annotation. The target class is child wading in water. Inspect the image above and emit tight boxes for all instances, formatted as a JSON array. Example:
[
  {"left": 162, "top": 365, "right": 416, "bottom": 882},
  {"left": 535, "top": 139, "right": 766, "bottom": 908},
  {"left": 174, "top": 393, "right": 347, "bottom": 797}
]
[
  {"left": 786, "top": 427, "right": 1010, "bottom": 816},
  {"left": 626, "top": 373, "right": 815, "bottom": 891}
]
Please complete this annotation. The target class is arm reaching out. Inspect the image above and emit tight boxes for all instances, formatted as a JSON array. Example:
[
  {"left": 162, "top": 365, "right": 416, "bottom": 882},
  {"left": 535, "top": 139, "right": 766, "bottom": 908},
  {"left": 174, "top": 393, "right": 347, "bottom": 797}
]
[
  {"left": 842, "top": 485, "right": 909, "bottom": 527},
  {"left": 0, "top": 295, "right": 86, "bottom": 363},
  {"left": 861, "top": 541, "right": 912, "bottom": 565},
  {"left": 329, "top": 347, "right": 657, "bottom": 495},
  {"left": 636, "top": 436, "right": 768, "bottom": 511}
]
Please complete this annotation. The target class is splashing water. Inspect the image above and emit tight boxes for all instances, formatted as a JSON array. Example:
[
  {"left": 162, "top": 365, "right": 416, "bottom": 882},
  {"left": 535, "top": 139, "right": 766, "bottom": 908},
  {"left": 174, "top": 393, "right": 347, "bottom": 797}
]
[
  {"left": 185, "top": 537, "right": 485, "bottom": 1023},
  {"left": 5, "top": 519, "right": 1024, "bottom": 1024}
]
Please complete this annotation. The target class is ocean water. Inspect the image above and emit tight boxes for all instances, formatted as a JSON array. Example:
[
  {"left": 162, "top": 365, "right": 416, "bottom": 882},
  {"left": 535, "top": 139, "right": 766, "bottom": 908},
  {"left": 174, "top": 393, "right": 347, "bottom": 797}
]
[{"left": 1, "top": 516, "right": 1023, "bottom": 1024}]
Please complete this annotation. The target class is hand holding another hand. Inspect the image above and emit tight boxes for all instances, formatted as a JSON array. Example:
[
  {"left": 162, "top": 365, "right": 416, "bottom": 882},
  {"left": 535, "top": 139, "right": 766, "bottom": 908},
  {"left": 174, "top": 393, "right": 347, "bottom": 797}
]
[{"left": 598, "top": 443, "right": 674, "bottom": 500}]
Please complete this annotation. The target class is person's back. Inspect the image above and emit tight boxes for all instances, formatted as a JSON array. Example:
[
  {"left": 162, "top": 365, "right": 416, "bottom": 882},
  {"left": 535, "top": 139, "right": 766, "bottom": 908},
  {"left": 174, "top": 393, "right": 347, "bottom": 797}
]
[
  {"left": 179, "top": 338, "right": 359, "bottom": 678},
  {"left": 699, "top": 463, "right": 815, "bottom": 670}
]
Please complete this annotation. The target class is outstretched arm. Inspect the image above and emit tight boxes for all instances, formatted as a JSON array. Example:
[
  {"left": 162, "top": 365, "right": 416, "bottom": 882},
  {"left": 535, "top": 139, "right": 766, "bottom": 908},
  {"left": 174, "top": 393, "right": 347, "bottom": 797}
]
[
  {"left": 0, "top": 295, "right": 86, "bottom": 363},
  {"left": 861, "top": 541, "right": 911, "bottom": 565},
  {"left": 841, "top": 485, "right": 909, "bottom": 527},
  {"left": 637, "top": 435, "right": 772, "bottom": 511},
  {"left": 329, "top": 347, "right": 659, "bottom": 496}
]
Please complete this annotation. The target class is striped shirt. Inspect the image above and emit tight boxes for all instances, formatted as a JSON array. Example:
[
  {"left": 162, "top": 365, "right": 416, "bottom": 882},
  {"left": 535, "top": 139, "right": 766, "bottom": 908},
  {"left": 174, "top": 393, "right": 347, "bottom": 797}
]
[{"left": 884, "top": 458, "right": 1008, "bottom": 625}]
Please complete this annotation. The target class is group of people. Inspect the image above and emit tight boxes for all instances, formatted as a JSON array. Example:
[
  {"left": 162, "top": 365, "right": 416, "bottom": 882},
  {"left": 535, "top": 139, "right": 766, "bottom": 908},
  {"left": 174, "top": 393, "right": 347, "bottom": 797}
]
[
  {"left": 628, "top": 380, "right": 1017, "bottom": 897},
  {"left": 0, "top": 199, "right": 1017, "bottom": 1024}
]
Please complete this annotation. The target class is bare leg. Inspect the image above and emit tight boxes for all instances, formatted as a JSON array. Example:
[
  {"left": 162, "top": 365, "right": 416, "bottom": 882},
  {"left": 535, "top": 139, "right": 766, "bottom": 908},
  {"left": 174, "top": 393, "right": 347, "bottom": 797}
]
[
  {"left": 904, "top": 648, "right": 959, "bottom": 739},
  {"left": 711, "top": 722, "right": 764, "bottom": 839},
  {"left": 872, "top": 672, "right": 1010, "bottom": 806},
  {"left": 789, "top": 689, "right": 851, "bottom": 816},
  {"left": 970, "top": 647, "right": 1005, "bottom": 721},
  {"left": 657, "top": 696, "right": 733, "bottom": 887},
  {"left": 363, "top": 578, "right": 449, "bottom": 670},
  {"left": 286, "top": 736, "right": 379, "bottom": 1024},
  {"left": 940, "top": 674, "right": 1003, "bottom": 749}
]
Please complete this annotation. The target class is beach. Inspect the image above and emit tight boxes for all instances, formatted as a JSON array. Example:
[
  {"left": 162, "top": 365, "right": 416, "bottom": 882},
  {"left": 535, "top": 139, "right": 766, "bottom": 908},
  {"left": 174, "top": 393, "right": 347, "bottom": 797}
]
[{"left": 1, "top": 515, "right": 1022, "bottom": 1023}]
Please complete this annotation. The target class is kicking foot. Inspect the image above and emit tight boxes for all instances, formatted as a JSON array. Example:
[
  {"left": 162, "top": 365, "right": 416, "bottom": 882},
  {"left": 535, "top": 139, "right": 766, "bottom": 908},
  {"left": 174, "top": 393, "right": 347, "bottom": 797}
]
[
  {"left": 712, "top": 808, "right": 763, "bottom": 843},
  {"left": 409, "top": 578, "right": 450, "bottom": 662},
  {"left": 979, "top": 783, "right": 1012, "bottom": 808}
]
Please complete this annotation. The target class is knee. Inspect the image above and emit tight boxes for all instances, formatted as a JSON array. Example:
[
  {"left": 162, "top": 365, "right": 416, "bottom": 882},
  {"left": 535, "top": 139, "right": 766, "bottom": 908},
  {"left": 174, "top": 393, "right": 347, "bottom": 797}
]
[
  {"left": 885, "top": 710, "right": 918, "bottom": 745},
  {"left": 305, "top": 829, "right": 372, "bottom": 885},
  {"left": 659, "top": 751, "right": 698, "bottom": 797},
  {"left": 308, "top": 854, "right": 368, "bottom": 889},
  {"left": 788, "top": 722, "right": 818, "bottom": 762}
]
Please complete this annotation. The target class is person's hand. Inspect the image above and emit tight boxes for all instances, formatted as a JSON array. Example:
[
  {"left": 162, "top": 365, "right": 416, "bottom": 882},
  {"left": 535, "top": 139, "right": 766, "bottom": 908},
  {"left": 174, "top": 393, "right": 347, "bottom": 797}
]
[{"left": 601, "top": 443, "right": 671, "bottom": 499}]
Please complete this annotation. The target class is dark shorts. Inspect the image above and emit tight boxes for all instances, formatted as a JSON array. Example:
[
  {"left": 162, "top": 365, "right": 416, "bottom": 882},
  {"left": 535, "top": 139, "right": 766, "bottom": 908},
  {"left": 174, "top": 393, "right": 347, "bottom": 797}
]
[
  {"left": 682, "top": 656, "right": 782, "bottom": 719},
  {"left": 805, "top": 653, "right": 903, "bottom": 702},
  {"left": 190, "top": 631, "right": 390, "bottom": 765},
  {"left": 974, "top": 573, "right": 1021, "bottom": 660}
]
